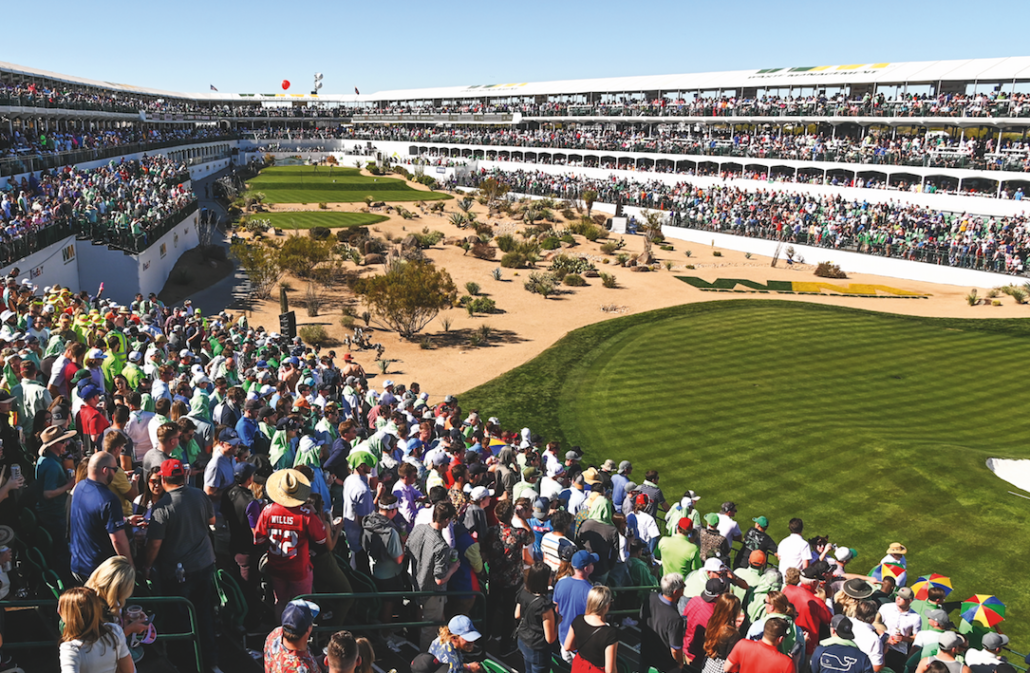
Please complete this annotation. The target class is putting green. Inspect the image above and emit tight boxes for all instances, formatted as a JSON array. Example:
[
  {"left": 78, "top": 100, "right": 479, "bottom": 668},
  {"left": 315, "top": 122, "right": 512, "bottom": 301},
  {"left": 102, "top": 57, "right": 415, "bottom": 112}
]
[
  {"left": 246, "top": 166, "right": 451, "bottom": 204},
  {"left": 462, "top": 300, "right": 1030, "bottom": 646},
  {"left": 259, "top": 212, "right": 388, "bottom": 229}
]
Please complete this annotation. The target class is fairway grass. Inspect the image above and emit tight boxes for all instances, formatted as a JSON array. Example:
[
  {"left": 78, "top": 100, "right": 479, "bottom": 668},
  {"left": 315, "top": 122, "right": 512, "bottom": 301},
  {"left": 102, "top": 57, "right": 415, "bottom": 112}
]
[
  {"left": 259, "top": 212, "right": 388, "bottom": 229},
  {"left": 462, "top": 300, "right": 1030, "bottom": 645},
  {"left": 247, "top": 166, "right": 451, "bottom": 204}
]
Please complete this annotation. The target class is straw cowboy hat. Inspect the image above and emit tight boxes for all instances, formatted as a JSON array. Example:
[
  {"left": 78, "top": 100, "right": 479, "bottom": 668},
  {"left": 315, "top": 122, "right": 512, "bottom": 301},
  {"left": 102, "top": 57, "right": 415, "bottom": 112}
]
[
  {"left": 886, "top": 543, "right": 908, "bottom": 555},
  {"left": 39, "top": 426, "right": 77, "bottom": 452},
  {"left": 266, "top": 469, "right": 311, "bottom": 508}
]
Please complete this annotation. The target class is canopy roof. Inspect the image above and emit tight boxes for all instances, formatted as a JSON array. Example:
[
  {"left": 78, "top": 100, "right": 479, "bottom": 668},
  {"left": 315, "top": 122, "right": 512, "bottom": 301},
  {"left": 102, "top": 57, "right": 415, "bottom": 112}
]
[{"left": 4, "top": 56, "right": 1030, "bottom": 104}]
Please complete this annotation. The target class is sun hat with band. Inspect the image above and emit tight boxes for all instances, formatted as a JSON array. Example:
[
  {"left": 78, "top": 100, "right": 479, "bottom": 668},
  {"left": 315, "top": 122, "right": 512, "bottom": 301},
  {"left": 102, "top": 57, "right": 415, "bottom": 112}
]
[
  {"left": 39, "top": 425, "right": 76, "bottom": 454},
  {"left": 266, "top": 469, "right": 312, "bottom": 508}
]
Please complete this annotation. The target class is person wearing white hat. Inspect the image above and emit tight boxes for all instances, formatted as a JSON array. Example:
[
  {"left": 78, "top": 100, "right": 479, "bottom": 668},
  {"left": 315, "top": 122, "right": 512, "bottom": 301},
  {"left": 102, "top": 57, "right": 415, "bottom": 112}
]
[{"left": 254, "top": 469, "right": 328, "bottom": 620}]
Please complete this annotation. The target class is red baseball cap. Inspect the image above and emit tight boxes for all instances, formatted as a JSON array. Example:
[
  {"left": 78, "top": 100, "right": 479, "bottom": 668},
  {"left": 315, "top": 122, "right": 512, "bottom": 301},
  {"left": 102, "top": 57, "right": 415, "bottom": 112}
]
[
  {"left": 678, "top": 517, "right": 694, "bottom": 533},
  {"left": 160, "top": 458, "right": 185, "bottom": 478}
]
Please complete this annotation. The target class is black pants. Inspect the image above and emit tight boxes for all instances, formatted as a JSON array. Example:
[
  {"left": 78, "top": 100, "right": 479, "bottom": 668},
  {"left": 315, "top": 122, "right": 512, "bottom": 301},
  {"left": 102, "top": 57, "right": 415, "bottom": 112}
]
[
  {"left": 489, "top": 583, "right": 519, "bottom": 644},
  {"left": 156, "top": 563, "right": 218, "bottom": 671}
]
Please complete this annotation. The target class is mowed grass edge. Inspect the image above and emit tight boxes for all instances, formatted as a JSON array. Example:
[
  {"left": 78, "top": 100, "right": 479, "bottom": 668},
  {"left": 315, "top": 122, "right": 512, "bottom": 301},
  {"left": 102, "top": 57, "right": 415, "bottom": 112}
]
[
  {"left": 461, "top": 300, "right": 1030, "bottom": 646},
  {"left": 246, "top": 166, "right": 451, "bottom": 203},
  {"left": 259, "top": 212, "right": 388, "bottom": 229}
]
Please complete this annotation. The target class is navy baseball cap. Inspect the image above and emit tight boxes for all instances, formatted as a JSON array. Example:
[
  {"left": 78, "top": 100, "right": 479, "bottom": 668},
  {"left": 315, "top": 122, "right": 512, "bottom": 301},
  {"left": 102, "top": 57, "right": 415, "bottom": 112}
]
[
  {"left": 281, "top": 599, "right": 320, "bottom": 636},
  {"left": 571, "top": 550, "right": 599, "bottom": 570}
]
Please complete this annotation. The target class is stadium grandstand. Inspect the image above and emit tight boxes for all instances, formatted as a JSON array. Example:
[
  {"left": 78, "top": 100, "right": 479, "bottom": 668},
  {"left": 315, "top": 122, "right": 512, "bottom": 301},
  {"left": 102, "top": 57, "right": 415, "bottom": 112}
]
[{"left": 2, "top": 56, "right": 1030, "bottom": 673}]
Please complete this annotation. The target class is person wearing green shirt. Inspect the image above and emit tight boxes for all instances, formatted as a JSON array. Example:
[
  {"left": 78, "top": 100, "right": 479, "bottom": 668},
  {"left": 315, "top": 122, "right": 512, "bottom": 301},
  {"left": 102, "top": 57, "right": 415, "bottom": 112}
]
[
  {"left": 122, "top": 352, "right": 144, "bottom": 391},
  {"left": 656, "top": 517, "right": 702, "bottom": 578},
  {"left": 735, "top": 550, "right": 784, "bottom": 624}
]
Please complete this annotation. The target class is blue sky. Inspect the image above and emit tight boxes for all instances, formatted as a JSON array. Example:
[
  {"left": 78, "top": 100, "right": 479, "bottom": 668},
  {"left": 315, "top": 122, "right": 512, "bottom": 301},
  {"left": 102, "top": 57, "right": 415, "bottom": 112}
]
[{"left": 5, "top": 0, "right": 1029, "bottom": 95}]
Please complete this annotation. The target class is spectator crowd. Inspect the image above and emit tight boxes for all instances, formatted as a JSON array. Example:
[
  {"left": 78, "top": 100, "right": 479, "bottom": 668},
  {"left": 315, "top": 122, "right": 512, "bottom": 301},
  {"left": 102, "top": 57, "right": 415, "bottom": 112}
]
[{"left": 0, "top": 263, "right": 1018, "bottom": 673}]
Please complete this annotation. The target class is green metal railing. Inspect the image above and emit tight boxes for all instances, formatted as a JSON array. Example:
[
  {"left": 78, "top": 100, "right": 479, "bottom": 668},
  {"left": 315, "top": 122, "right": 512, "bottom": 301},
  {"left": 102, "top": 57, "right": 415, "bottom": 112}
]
[
  {"left": 0, "top": 595, "right": 204, "bottom": 671},
  {"left": 294, "top": 589, "right": 485, "bottom": 635}
]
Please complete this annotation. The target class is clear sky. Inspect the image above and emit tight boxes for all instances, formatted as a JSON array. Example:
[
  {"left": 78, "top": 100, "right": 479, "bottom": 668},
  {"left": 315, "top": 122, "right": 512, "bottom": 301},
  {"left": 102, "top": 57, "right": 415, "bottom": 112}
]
[{"left": 5, "top": 0, "right": 1029, "bottom": 96}]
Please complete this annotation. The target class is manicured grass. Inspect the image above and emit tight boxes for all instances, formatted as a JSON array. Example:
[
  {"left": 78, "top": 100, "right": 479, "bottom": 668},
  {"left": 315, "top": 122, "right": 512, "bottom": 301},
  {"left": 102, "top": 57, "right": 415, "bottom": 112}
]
[
  {"left": 259, "top": 212, "right": 388, "bottom": 229},
  {"left": 462, "top": 300, "right": 1030, "bottom": 646},
  {"left": 247, "top": 166, "right": 451, "bottom": 204}
]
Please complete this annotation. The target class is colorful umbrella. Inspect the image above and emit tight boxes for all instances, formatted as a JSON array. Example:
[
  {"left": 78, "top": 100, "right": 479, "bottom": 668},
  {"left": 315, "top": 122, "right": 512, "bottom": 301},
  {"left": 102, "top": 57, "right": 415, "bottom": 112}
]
[
  {"left": 911, "top": 574, "right": 953, "bottom": 600},
  {"left": 960, "top": 595, "right": 1006, "bottom": 628},
  {"left": 870, "top": 562, "right": 907, "bottom": 586}
]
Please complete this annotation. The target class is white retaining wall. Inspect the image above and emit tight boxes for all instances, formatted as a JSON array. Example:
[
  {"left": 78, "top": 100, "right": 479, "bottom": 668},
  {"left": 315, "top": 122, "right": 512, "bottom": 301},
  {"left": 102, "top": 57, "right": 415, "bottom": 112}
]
[{"left": 0, "top": 235, "right": 80, "bottom": 290}]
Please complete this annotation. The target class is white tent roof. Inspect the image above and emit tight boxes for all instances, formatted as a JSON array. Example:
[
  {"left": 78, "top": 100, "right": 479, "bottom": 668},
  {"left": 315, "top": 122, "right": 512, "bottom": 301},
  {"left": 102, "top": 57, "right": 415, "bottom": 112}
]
[{"left": 5, "top": 56, "right": 1030, "bottom": 104}]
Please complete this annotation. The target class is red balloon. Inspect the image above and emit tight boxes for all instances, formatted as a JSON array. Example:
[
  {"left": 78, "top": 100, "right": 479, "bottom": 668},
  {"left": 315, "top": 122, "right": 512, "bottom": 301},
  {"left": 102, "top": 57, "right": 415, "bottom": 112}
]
[{"left": 281, "top": 80, "right": 290, "bottom": 91}]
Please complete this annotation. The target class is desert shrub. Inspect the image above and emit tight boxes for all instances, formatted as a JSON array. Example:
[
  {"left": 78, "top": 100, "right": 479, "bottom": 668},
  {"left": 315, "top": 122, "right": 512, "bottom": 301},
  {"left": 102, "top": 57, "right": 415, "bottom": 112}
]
[
  {"left": 298, "top": 325, "right": 329, "bottom": 347},
  {"left": 524, "top": 272, "right": 556, "bottom": 297},
  {"left": 420, "top": 336, "right": 433, "bottom": 350},
  {"left": 965, "top": 290, "right": 979, "bottom": 306},
  {"left": 712, "top": 250, "right": 723, "bottom": 257},
  {"left": 281, "top": 236, "right": 334, "bottom": 278},
  {"left": 341, "top": 315, "right": 356, "bottom": 329},
  {"left": 351, "top": 260, "right": 458, "bottom": 338},
  {"left": 999, "top": 285, "right": 1028, "bottom": 304},
  {"left": 660, "top": 244, "right": 674, "bottom": 251},
  {"left": 495, "top": 234, "right": 517, "bottom": 253},
  {"left": 318, "top": 202, "right": 328, "bottom": 210},
  {"left": 563, "top": 273, "right": 586, "bottom": 287},
  {"left": 413, "top": 229, "right": 445, "bottom": 248},
  {"left": 230, "top": 240, "right": 283, "bottom": 299},
  {"left": 393, "top": 166, "right": 412, "bottom": 178},
  {"left": 541, "top": 236, "right": 561, "bottom": 250},
  {"left": 551, "top": 254, "right": 595, "bottom": 277},
  {"left": 600, "top": 240, "right": 623, "bottom": 255},
  {"left": 561, "top": 208, "right": 576, "bottom": 220},
  {"left": 616, "top": 253, "right": 630, "bottom": 266},
  {"left": 308, "top": 226, "right": 331, "bottom": 240},
  {"left": 491, "top": 268, "right": 502, "bottom": 281},
  {"left": 582, "top": 225, "right": 603, "bottom": 242},
  {"left": 814, "top": 261, "right": 847, "bottom": 279},
  {"left": 685, "top": 250, "right": 693, "bottom": 257},
  {"left": 599, "top": 272, "right": 618, "bottom": 288},
  {"left": 465, "top": 281, "right": 481, "bottom": 296},
  {"left": 305, "top": 283, "right": 324, "bottom": 317},
  {"left": 468, "top": 297, "right": 497, "bottom": 314}
]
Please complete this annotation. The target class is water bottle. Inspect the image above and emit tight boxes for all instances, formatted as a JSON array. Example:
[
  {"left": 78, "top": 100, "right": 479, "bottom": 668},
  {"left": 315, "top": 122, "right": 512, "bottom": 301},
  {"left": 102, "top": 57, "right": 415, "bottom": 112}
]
[{"left": 175, "top": 563, "right": 185, "bottom": 583}]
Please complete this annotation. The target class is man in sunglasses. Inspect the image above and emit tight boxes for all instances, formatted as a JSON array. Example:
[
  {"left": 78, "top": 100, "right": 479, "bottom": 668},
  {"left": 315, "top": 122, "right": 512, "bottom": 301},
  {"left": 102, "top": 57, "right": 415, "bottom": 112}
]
[{"left": 69, "top": 451, "right": 139, "bottom": 583}]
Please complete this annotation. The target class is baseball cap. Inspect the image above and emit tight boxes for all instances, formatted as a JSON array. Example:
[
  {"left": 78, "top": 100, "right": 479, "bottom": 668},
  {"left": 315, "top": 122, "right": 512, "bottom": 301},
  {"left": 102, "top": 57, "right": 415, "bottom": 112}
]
[
  {"left": 234, "top": 462, "right": 257, "bottom": 481},
  {"left": 677, "top": 518, "right": 693, "bottom": 533},
  {"left": 897, "top": 587, "right": 914, "bottom": 601},
  {"left": 702, "top": 578, "right": 727, "bottom": 602},
  {"left": 522, "top": 466, "right": 541, "bottom": 480},
  {"left": 983, "top": 633, "right": 1010, "bottom": 650},
  {"left": 926, "top": 609, "right": 952, "bottom": 628},
  {"left": 218, "top": 427, "right": 242, "bottom": 446},
  {"left": 565, "top": 450, "right": 581, "bottom": 461},
  {"left": 618, "top": 460, "right": 632, "bottom": 472},
  {"left": 703, "top": 513, "right": 719, "bottom": 527},
  {"left": 721, "top": 501, "right": 737, "bottom": 513},
  {"left": 752, "top": 516, "right": 769, "bottom": 528},
  {"left": 160, "top": 459, "right": 185, "bottom": 478},
  {"left": 546, "top": 462, "right": 566, "bottom": 478},
  {"left": 571, "top": 550, "right": 599, "bottom": 570},
  {"left": 834, "top": 547, "right": 857, "bottom": 562},
  {"left": 938, "top": 632, "right": 962, "bottom": 651},
  {"left": 281, "top": 599, "right": 320, "bottom": 636},
  {"left": 635, "top": 493, "right": 650, "bottom": 508},
  {"left": 244, "top": 398, "right": 263, "bottom": 410},
  {"left": 79, "top": 384, "right": 102, "bottom": 400},
  {"left": 831, "top": 614, "right": 855, "bottom": 640},
  {"left": 802, "top": 560, "right": 831, "bottom": 580},
  {"left": 702, "top": 557, "right": 727, "bottom": 573},
  {"left": 447, "top": 615, "right": 481, "bottom": 642},
  {"left": 469, "top": 486, "right": 493, "bottom": 502},
  {"left": 749, "top": 550, "right": 767, "bottom": 566}
]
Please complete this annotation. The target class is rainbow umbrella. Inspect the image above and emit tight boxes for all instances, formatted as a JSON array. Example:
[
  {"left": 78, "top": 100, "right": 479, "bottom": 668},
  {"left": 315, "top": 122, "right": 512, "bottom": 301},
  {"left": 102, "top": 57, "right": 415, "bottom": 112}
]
[
  {"left": 870, "top": 562, "right": 907, "bottom": 587},
  {"left": 911, "top": 574, "right": 953, "bottom": 600},
  {"left": 960, "top": 595, "right": 1006, "bottom": 628}
]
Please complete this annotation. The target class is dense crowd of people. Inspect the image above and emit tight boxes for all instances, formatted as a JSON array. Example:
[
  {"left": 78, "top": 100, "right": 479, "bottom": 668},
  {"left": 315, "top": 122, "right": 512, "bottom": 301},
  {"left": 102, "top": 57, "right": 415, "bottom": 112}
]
[
  {"left": 0, "top": 127, "right": 233, "bottom": 161},
  {"left": 0, "top": 155, "right": 196, "bottom": 260},
  {"left": 459, "top": 168, "right": 1030, "bottom": 275},
  {"left": 0, "top": 265, "right": 1019, "bottom": 673}
]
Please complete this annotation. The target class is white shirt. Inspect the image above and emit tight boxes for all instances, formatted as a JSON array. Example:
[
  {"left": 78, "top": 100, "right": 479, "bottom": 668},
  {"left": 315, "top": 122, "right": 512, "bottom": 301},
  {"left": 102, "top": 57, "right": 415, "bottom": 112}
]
[
  {"left": 851, "top": 620, "right": 885, "bottom": 668},
  {"left": 563, "top": 486, "right": 586, "bottom": 515},
  {"left": 60, "top": 622, "right": 130, "bottom": 673},
  {"left": 629, "top": 511, "right": 661, "bottom": 546},
  {"left": 877, "top": 602, "right": 921, "bottom": 653},
  {"left": 539, "top": 476, "right": 563, "bottom": 500},
  {"left": 717, "top": 513, "right": 742, "bottom": 544},
  {"left": 965, "top": 648, "right": 1007, "bottom": 673},
  {"left": 125, "top": 409, "right": 155, "bottom": 462},
  {"left": 777, "top": 533, "right": 812, "bottom": 573}
]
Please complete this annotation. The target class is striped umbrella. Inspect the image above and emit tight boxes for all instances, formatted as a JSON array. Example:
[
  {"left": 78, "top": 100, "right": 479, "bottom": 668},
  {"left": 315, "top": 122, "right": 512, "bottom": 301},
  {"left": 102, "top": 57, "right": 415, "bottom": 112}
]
[
  {"left": 960, "top": 595, "right": 1006, "bottom": 628},
  {"left": 911, "top": 574, "right": 953, "bottom": 600},
  {"left": 870, "top": 562, "right": 907, "bottom": 587}
]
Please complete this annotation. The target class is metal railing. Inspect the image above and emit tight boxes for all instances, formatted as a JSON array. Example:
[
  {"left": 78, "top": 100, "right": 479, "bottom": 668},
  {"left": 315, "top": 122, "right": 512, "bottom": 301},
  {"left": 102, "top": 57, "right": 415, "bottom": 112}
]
[
  {"left": 294, "top": 589, "right": 485, "bottom": 635},
  {"left": 0, "top": 595, "right": 204, "bottom": 671},
  {"left": 0, "top": 135, "right": 237, "bottom": 178}
]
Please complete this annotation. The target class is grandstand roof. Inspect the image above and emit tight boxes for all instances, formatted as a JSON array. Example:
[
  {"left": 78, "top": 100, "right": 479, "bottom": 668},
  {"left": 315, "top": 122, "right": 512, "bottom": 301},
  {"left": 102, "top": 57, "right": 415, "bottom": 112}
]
[{"left": 5, "top": 56, "right": 1030, "bottom": 103}]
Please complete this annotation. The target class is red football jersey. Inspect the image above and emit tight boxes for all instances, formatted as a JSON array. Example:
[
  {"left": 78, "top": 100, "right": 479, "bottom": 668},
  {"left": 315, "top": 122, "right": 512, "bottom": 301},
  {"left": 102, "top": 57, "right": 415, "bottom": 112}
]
[{"left": 254, "top": 502, "right": 327, "bottom": 580}]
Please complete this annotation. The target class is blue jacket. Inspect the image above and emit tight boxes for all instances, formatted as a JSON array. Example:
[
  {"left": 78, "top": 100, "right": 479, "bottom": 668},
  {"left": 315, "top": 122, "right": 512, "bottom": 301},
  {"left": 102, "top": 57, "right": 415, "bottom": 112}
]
[{"left": 811, "top": 639, "right": 873, "bottom": 673}]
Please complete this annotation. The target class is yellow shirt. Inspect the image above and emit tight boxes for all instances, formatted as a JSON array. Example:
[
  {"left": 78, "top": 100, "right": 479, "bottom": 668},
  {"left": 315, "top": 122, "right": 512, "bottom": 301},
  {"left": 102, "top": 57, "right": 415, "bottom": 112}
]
[{"left": 109, "top": 467, "right": 134, "bottom": 517}]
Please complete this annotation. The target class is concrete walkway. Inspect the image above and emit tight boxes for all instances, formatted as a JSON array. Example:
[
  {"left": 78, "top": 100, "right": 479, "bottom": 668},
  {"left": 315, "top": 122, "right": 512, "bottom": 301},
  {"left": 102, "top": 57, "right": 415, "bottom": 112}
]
[{"left": 178, "top": 168, "right": 255, "bottom": 315}]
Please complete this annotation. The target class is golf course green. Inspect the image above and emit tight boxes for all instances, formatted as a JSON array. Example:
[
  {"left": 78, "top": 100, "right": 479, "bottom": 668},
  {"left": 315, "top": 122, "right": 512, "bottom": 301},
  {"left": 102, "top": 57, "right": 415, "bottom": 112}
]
[
  {"left": 462, "top": 300, "right": 1030, "bottom": 646},
  {"left": 246, "top": 166, "right": 451, "bottom": 204},
  {"left": 259, "top": 212, "right": 388, "bottom": 229}
]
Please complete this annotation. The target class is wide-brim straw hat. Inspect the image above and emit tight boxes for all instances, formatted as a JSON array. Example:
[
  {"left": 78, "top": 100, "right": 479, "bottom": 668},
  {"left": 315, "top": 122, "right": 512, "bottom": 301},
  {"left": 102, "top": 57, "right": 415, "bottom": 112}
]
[{"left": 266, "top": 469, "right": 311, "bottom": 508}]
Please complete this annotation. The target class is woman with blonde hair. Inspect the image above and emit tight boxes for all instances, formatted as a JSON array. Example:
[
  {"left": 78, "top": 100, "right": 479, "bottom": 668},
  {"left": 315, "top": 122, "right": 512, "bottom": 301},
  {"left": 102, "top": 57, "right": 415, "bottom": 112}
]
[
  {"left": 563, "top": 584, "right": 619, "bottom": 673},
  {"left": 58, "top": 587, "right": 134, "bottom": 673},
  {"left": 429, "top": 615, "right": 483, "bottom": 673},
  {"left": 699, "top": 594, "right": 742, "bottom": 673},
  {"left": 85, "top": 557, "right": 149, "bottom": 638}
]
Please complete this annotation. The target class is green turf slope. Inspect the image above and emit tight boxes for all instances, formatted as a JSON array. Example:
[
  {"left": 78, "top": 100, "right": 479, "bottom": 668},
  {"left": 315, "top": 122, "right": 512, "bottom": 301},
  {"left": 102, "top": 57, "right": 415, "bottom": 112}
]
[
  {"left": 247, "top": 166, "right": 451, "bottom": 204},
  {"left": 259, "top": 212, "right": 388, "bottom": 229},
  {"left": 462, "top": 300, "right": 1030, "bottom": 645}
]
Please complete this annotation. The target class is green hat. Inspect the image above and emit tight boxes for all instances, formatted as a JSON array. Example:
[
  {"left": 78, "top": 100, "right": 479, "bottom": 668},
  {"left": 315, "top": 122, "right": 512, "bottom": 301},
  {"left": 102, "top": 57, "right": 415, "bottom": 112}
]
[
  {"left": 753, "top": 516, "right": 769, "bottom": 528},
  {"left": 523, "top": 466, "right": 541, "bottom": 480},
  {"left": 704, "top": 513, "right": 719, "bottom": 527}
]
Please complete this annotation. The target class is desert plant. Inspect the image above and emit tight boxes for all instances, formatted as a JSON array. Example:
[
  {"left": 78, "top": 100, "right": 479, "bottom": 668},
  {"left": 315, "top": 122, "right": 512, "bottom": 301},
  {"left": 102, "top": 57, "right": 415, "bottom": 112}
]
[
  {"left": 551, "top": 254, "right": 595, "bottom": 277},
  {"left": 298, "top": 325, "right": 329, "bottom": 347},
  {"left": 563, "top": 273, "right": 586, "bottom": 287},
  {"left": 524, "top": 271, "right": 556, "bottom": 297},
  {"left": 965, "top": 290, "right": 980, "bottom": 306},
  {"left": 814, "top": 261, "right": 847, "bottom": 279},
  {"left": 600, "top": 240, "right": 624, "bottom": 255},
  {"left": 993, "top": 299, "right": 1003, "bottom": 306},
  {"left": 582, "top": 189, "right": 597, "bottom": 216},
  {"left": 440, "top": 316, "right": 452, "bottom": 332},
  {"left": 599, "top": 272, "right": 618, "bottom": 288},
  {"left": 744, "top": 252, "right": 753, "bottom": 259},
  {"left": 467, "top": 332, "right": 483, "bottom": 348},
  {"left": 986, "top": 288, "right": 1001, "bottom": 299},
  {"left": 685, "top": 249, "right": 693, "bottom": 257},
  {"left": 305, "top": 283, "right": 324, "bottom": 317},
  {"left": 616, "top": 253, "right": 630, "bottom": 266},
  {"left": 478, "top": 324, "right": 492, "bottom": 342},
  {"left": 664, "top": 261, "right": 674, "bottom": 271},
  {"left": 351, "top": 260, "right": 458, "bottom": 338},
  {"left": 318, "top": 202, "right": 328, "bottom": 210},
  {"left": 341, "top": 315, "right": 355, "bottom": 329},
  {"left": 377, "top": 359, "right": 390, "bottom": 374},
  {"left": 449, "top": 213, "right": 466, "bottom": 228},
  {"left": 230, "top": 240, "right": 283, "bottom": 300},
  {"left": 495, "top": 234, "right": 517, "bottom": 252},
  {"left": 465, "top": 281, "right": 481, "bottom": 296},
  {"left": 360, "top": 311, "right": 371, "bottom": 326},
  {"left": 491, "top": 267, "right": 502, "bottom": 281},
  {"left": 364, "top": 195, "right": 374, "bottom": 206},
  {"left": 540, "top": 236, "right": 561, "bottom": 250},
  {"left": 639, "top": 210, "right": 665, "bottom": 258},
  {"left": 1000, "top": 285, "right": 1028, "bottom": 304},
  {"left": 420, "top": 336, "right": 433, "bottom": 350},
  {"left": 712, "top": 250, "right": 723, "bottom": 257},
  {"left": 457, "top": 197, "right": 475, "bottom": 214}
]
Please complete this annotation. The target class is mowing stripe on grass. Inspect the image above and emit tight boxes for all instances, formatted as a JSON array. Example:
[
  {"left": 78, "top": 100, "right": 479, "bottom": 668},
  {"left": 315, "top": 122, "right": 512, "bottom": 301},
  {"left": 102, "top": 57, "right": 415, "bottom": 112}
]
[
  {"left": 463, "top": 300, "right": 1030, "bottom": 646},
  {"left": 259, "top": 212, "right": 388, "bottom": 229},
  {"left": 246, "top": 165, "right": 451, "bottom": 204}
]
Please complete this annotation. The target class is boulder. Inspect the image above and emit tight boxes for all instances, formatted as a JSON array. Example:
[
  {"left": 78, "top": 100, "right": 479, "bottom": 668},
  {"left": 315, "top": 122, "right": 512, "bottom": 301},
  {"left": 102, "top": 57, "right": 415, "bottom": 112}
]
[
  {"left": 401, "top": 234, "right": 419, "bottom": 249},
  {"left": 363, "top": 253, "right": 385, "bottom": 265}
]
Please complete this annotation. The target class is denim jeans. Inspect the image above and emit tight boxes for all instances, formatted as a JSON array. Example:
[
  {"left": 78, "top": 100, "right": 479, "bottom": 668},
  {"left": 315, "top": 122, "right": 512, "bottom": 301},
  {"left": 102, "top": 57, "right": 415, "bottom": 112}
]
[{"left": 518, "top": 638, "right": 552, "bottom": 673}]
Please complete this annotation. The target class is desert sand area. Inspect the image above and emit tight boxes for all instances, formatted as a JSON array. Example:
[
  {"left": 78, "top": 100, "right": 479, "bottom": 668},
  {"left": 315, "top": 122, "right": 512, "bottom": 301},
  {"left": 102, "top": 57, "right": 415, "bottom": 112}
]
[{"left": 230, "top": 172, "right": 1030, "bottom": 397}]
